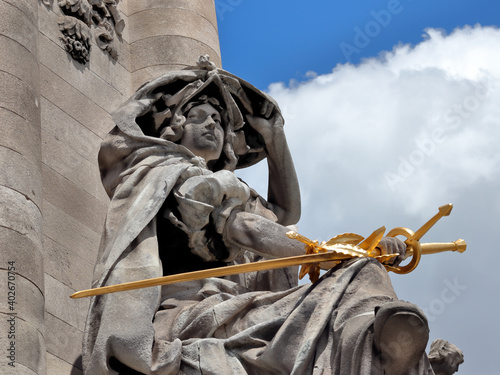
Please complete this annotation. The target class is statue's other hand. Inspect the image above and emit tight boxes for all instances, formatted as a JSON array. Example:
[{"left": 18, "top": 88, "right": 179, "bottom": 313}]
[
  {"left": 245, "top": 101, "right": 280, "bottom": 145},
  {"left": 245, "top": 113, "right": 276, "bottom": 144},
  {"left": 377, "top": 237, "right": 407, "bottom": 266},
  {"left": 259, "top": 100, "right": 275, "bottom": 119}
]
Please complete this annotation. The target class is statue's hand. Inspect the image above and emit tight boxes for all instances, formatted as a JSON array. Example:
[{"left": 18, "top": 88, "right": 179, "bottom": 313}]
[
  {"left": 377, "top": 237, "right": 407, "bottom": 266},
  {"left": 245, "top": 100, "right": 278, "bottom": 144}
]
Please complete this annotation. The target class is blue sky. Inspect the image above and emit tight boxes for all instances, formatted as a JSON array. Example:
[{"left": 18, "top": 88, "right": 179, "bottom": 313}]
[
  {"left": 217, "top": 1, "right": 500, "bottom": 374},
  {"left": 218, "top": 0, "right": 500, "bottom": 89}
]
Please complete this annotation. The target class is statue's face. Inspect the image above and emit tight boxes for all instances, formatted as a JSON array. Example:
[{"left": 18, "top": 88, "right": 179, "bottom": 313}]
[{"left": 180, "top": 103, "right": 224, "bottom": 163}]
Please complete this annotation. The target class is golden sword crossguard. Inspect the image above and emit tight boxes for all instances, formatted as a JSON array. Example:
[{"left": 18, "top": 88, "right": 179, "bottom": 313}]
[
  {"left": 290, "top": 203, "right": 466, "bottom": 282},
  {"left": 384, "top": 203, "right": 466, "bottom": 274},
  {"left": 70, "top": 204, "right": 466, "bottom": 299}
]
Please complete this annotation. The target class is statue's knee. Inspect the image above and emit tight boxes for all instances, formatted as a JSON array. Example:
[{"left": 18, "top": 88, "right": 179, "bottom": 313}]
[{"left": 373, "top": 301, "right": 429, "bottom": 375}]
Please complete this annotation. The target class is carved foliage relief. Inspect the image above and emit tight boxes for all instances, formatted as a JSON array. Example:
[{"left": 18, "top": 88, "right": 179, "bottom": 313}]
[{"left": 56, "top": 0, "right": 124, "bottom": 63}]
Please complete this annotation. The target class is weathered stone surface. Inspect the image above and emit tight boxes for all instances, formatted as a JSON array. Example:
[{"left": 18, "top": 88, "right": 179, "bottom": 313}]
[
  {"left": 0, "top": 146, "right": 43, "bottom": 210},
  {"left": 41, "top": 128, "right": 107, "bottom": 199},
  {"left": 129, "top": 8, "right": 219, "bottom": 50},
  {"left": 3, "top": 0, "right": 38, "bottom": 25},
  {"left": 42, "top": 165, "right": 107, "bottom": 234},
  {"left": 38, "top": 3, "right": 66, "bottom": 45},
  {"left": 0, "top": 3, "right": 44, "bottom": 374},
  {"left": 39, "top": 34, "right": 125, "bottom": 114},
  {"left": 0, "top": 187, "right": 42, "bottom": 246},
  {"left": 131, "top": 64, "right": 187, "bottom": 91},
  {"left": 0, "top": 109, "right": 41, "bottom": 173},
  {"left": 0, "top": 269, "right": 45, "bottom": 329},
  {"left": 40, "top": 64, "right": 114, "bottom": 139},
  {"left": 0, "top": 70, "right": 40, "bottom": 128},
  {"left": 87, "top": 38, "right": 131, "bottom": 96},
  {"left": 44, "top": 274, "right": 88, "bottom": 331},
  {"left": 0, "top": 227, "right": 44, "bottom": 292},
  {"left": 45, "top": 313, "right": 84, "bottom": 370},
  {"left": 128, "top": 0, "right": 218, "bottom": 28},
  {"left": 42, "top": 200, "right": 100, "bottom": 266},
  {"left": 131, "top": 35, "right": 221, "bottom": 72},
  {"left": 0, "top": 312, "right": 46, "bottom": 374},
  {"left": 40, "top": 98, "right": 101, "bottom": 164},
  {"left": 0, "top": 35, "right": 39, "bottom": 94},
  {"left": 43, "top": 235, "right": 94, "bottom": 292},
  {"left": 46, "top": 352, "right": 83, "bottom": 375},
  {"left": 2, "top": 362, "right": 38, "bottom": 375},
  {"left": 0, "top": 1, "right": 37, "bottom": 54}
]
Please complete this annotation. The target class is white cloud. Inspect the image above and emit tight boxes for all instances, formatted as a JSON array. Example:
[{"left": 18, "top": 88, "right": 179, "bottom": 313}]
[
  {"left": 258, "top": 26, "right": 500, "bottom": 225},
  {"left": 237, "top": 27, "right": 500, "bottom": 372}
]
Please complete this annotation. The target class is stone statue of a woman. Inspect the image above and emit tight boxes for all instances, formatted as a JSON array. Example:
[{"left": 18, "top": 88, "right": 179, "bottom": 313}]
[{"left": 83, "top": 58, "right": 435, "bottom": 374}]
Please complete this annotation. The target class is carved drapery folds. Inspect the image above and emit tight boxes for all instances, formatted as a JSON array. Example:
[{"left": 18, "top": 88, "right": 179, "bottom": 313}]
[{"left": 57, "top": 0, "right": 124, "bottom": 63}]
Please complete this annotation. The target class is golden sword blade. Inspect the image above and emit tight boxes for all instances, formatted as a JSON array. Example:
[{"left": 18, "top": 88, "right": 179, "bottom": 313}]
[{"left": 70, "top": 250, "right": 354, "bottom": 299}]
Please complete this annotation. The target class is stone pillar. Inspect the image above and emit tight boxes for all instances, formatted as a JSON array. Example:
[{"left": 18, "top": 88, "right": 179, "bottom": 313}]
[
  {"left": 0, "top": 0, "right": 45, "bottom": 374},
  {"left": 128, "top": 0, "right": 221, "bottom": 90}
]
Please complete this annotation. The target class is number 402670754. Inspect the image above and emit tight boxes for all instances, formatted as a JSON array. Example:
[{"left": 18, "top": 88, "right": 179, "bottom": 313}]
[{"left": 7, "top": 261, "right": 16, "bottom": 311}]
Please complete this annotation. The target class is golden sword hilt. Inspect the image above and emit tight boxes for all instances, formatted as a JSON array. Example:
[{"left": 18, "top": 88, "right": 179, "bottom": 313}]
[
  {"left": 381, "top": 203, "right": 467, "bottom": 274},
  {"left": 290, "top": 203, "right": 467, "bottom": 281}
]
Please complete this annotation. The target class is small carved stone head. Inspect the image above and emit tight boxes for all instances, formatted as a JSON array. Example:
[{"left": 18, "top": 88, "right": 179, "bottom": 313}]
[{"left": 428, "top": 339, "right": 464, "bottom": 375}]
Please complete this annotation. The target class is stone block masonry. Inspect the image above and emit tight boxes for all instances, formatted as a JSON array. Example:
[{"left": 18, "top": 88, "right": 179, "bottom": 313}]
[{"left": 0, "top": 0, "right": 221, "bottom": 373}]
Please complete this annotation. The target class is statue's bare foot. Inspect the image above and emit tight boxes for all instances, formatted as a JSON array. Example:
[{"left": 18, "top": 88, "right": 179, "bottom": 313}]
[{"left": 373, "top": 301, "right": 429, "bottom": 375}]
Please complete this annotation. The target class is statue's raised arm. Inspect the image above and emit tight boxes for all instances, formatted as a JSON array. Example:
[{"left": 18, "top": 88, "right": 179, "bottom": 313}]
[{"left": 244, "top": 104, "right": 301, "bottom": 225}]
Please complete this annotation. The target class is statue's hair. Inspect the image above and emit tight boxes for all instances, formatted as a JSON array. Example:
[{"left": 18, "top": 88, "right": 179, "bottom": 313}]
[{"left": 183, "top": 95, "right": 224, "bottom": 117}]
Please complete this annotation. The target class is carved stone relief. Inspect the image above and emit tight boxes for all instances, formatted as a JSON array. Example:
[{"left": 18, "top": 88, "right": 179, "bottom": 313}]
[
  {"left": 56, "top": 0, "right": 124, "bottom": 63},
  {"left": 58, "top": 16, "right": 91, "bottom": 64}
]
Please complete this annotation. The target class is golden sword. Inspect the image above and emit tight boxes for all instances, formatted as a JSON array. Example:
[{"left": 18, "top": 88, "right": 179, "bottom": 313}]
[{"left": 70, "top": 204, "right": 466, "bottom": 299}]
